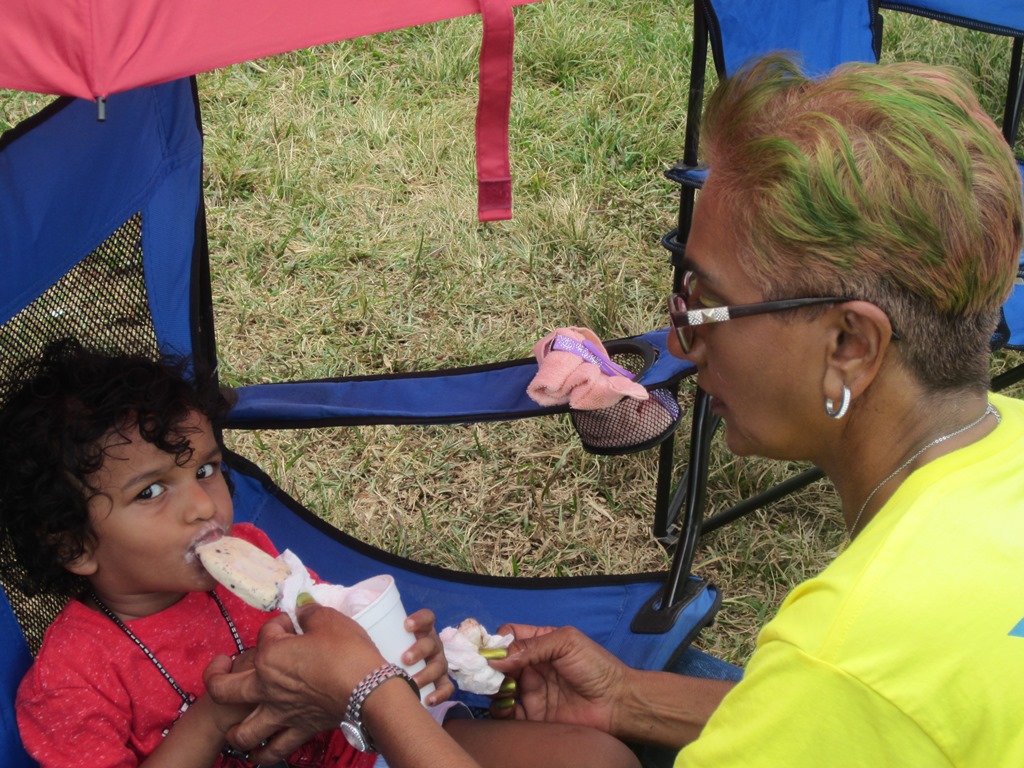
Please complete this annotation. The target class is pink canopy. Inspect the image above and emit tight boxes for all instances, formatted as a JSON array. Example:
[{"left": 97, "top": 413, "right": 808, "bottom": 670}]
[{"left": 0, "top": 0, "right": 541, "bottom": 220}]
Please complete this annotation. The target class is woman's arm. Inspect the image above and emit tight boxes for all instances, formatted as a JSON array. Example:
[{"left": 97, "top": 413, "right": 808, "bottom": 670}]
[
  {"left": 491, "top": 624, "right": 735, "bottom": 748},
  {"left": 359, "top": 678, "right": 482, "bottom": 768},
  {"left": 612, "top": 667, "right": 734, "bottom": 747},
  {"left": 204, "top": 606, "right": 483, "bottom": 767},
  {"left": 205, "top": 608, "right": 735, "bottom": 764}
]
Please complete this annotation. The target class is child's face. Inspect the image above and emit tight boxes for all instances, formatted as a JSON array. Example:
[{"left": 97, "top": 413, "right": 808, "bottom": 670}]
[{"left": 70, "top": 410, "right": 234, "bottom": 618}]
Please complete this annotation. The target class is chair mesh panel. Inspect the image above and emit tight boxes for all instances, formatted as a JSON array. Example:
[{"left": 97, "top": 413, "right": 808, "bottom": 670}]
[
  {"left": 0, "top": 536, "right": 70, "bottom": 656},
  {"left": 0, "top": 213, "right": 159, "bottom": 406},
  {"left": 1, "top": 212, "right": 159, "bottom": 655},
  {"left": 570, "top": 348, "right": 682, "bottom": 456}
]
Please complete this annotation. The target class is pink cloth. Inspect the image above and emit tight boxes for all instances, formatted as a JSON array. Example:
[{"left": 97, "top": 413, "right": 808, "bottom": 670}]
[{"left": 527, "top": 327, "right": 649, "bottom": 410}]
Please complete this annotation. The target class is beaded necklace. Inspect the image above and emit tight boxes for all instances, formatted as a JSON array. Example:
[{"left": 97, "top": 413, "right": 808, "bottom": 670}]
[{"left": 89, "top": 590, "right": 244, "bottom": 737}]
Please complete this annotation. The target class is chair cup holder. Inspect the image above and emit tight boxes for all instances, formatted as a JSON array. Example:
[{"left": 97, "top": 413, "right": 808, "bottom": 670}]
[{"left": 569, "top": 340, "right": 682, "bottom": 456}]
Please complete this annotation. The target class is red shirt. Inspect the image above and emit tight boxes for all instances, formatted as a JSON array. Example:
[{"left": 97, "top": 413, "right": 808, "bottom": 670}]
[{"left": 17, "top": 523, "right": 374, "bottom": 768}]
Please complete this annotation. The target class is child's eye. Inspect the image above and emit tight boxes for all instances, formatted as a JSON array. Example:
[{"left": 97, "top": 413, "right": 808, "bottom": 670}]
[
  {"left": 196, "top": 462, "right": 216, "bottom": 480},
  {"left": 137, "top": 483, "right": 166, "bottom": 501}
]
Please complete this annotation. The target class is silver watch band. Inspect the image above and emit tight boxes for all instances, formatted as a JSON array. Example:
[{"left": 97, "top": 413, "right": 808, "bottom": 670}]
[{"left": 341, "top": 662, "right": 420, "bottom": 752}]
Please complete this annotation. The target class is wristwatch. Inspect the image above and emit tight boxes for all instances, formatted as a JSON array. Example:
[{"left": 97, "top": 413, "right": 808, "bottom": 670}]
[{"left": 340, "top": 662, "right": 420, "bottom": 752}]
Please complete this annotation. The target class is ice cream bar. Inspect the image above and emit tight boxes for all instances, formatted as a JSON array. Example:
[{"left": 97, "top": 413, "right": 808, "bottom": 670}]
[{"left": 196, "top": 536, "right": 292, "bottom": 611}]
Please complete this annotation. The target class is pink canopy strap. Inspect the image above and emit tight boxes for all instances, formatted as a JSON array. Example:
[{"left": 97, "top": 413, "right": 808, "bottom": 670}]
[
  {"left": 0, "top": 0, "right": 542, "bottom": 98},
  {"left": 0, "top": 0, "right": 537, "bottom": 222},
  {"left": 476, "top": 0, "right": 515, "bottom": 221}
]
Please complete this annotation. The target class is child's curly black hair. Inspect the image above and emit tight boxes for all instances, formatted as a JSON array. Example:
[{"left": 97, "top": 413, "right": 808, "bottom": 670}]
[{"left": 0, "top": 339, "right": 231, "bottom": 596}]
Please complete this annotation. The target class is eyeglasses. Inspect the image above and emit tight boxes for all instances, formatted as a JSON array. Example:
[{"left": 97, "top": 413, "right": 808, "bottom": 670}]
[{"left": 667, "top": 270, "right": 853, "bottom": 353}]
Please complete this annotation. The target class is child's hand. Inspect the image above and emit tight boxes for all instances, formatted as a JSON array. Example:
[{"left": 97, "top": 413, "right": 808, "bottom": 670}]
[
  {"left": 204, "top": 691, "right": 257, "bottom": 739},
  {"left": 197, "top": 654, "right": 259, "bottom": 736},
  {"left": 229, "top": 647, "right": 257, "bottom": 675},
  {"left": 140, "top": 654, "right": 257, "bottom": 766},
  {"left": 403, "top": 608, "right": 455, "bottom": 705},
  {"left": 160, "top": 655, "right": 255, "bottom": 760}
]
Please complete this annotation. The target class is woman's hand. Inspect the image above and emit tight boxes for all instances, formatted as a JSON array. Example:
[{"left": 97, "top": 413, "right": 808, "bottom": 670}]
[
  {"left": 204, "top": 605, "right": 386, "bottom": 764},
  {"left": 487, "top": 624, "right": 630, "bottom": 737},
  {"left": 403, "top": 608, "right": 455, "bottom": 705}
]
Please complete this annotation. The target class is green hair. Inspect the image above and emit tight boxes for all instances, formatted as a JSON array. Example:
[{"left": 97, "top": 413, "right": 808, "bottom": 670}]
[{"left": 702, "top": 55, "right": 1023, "bottom": 390}]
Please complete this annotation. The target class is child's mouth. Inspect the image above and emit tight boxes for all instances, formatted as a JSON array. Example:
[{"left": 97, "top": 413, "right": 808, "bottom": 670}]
[{"left": 186, "top": 525, "right": 227, "bottom": 562}]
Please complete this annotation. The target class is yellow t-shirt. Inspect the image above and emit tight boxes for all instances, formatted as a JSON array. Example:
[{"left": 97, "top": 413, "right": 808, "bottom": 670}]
[{"left": 678, "top": 392, "right": 1024, "bottom": 767}]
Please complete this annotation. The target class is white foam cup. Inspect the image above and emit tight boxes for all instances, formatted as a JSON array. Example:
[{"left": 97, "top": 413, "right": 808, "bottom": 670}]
[{"left": 348, "top": 574, "right": 435, "bottom": 702}]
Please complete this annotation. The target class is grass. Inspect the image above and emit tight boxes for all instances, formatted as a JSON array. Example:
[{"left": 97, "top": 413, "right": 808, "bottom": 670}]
[{"left": 3, "top": 1, "right": 1024, "bottom": 665}]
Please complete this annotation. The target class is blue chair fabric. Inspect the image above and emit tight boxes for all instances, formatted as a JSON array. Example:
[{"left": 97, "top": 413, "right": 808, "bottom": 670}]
[
  {"left": 653, "top": 0, "right": 883, "bottom": 556},
  {"left": 0, "top": 76, "right": 710, "bottom": 765},
  {"left": 667, "top": 0, "right": 881, "bottom": 190},
  {"left": 879, "top": 1, "right": 1024, "bottom": 360}
]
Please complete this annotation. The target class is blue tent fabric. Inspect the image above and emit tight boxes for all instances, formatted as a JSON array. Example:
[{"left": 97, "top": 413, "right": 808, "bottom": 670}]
[
  {"left": 0, "top": 589, "right": 32, "bottom": 768},
  {"left": 1002, "top": 273, "right": 1024, "bottom": 348},
  {"left": 0, "top": 79, "right": 202, "bottom": 361}
]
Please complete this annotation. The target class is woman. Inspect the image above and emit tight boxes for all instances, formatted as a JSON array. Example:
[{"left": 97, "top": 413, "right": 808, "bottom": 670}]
[{"left": 205, "top": 57, "right": 1024, "bottom": 766}]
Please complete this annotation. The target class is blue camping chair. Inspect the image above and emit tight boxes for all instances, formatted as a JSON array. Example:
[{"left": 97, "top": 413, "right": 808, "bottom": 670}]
[
  {"left": 659, "top": 0, "right": 1024, "bottom": 568},
  {"left": 0, "top": 78, "right": 715, "bottom": 766},
  {"left": 876, "top": 1, "right": 1024, "bottom": 391},
  {"left": 653, "top": 0, "right": 883, "bottom": 564}
]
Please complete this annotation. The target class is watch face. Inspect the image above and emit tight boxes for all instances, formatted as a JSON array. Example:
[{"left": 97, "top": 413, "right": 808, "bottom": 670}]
[{"left": 340, "top": 720, "right": 372, "bottom": 752}]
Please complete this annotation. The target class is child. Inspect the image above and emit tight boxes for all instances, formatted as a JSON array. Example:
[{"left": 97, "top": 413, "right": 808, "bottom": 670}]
[{"left": 0, "top": 340, "right": 640, "bottom": 768}]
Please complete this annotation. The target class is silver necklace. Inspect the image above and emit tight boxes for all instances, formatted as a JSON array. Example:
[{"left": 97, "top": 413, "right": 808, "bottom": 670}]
[{"left": 848, "top": 402, "right": 999, "bottom": 538}]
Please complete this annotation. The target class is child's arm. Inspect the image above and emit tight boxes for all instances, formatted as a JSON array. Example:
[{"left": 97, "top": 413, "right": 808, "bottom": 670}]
[
  {"left": 139, "top": 650, "right": 256, "bottom": 768},
  {"left": 402, "top": 608, "right": 456, "bottom": 705},
  {"left": 138, "top": 692, "right": 254, "bottom": 768}
]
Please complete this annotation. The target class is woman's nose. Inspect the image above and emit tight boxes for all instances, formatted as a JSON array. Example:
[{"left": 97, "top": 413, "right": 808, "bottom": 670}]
[{"left": 666, "top": 325, "right": 705, "bottom": 365}]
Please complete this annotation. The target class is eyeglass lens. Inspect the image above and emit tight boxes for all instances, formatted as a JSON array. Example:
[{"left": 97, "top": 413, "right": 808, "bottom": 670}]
[{"left": 668, "top": 290, "right": 693, "bottom": 353}]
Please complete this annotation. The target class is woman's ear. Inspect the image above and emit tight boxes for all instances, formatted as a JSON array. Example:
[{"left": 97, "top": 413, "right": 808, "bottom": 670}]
[{"left": 823, "top": 301, "right": 895, "bottom": 398}]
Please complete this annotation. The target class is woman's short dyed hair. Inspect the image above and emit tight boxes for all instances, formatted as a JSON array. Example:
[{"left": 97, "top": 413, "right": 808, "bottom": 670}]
[
  {"left": 0, "top": 339, "right": 230, "bottom": 595},
  {"left": 701, "top": 55, "right": 1023, "bottom": 391}
]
